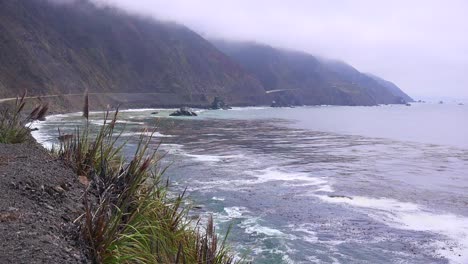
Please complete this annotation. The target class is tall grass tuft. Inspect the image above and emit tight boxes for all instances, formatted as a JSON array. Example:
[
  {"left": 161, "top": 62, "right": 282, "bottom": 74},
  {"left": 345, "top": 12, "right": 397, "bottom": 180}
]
[
  {"left": 0, "top": 91, "right": 48, "bottom": 144},
  {"left": 56, "top": 98, "right": 241, "bottom": 263}
]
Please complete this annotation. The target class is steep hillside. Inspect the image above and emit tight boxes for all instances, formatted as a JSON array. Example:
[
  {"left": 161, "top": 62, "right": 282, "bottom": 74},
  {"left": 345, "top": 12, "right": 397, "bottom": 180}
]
[
  {"left": 365, "top": 73, "right": 414, "bottom": 102},
  {"left": 213, "top": 40, "right": 409, "bottom": 105},
  {"left": 0, "top": 0, "right": 411, "bottom": 107},
  {"left": 0, "top": 0, "right": 267, "bottom": 106},
  {"left": 322, "top": 59, "right": 413, "bottom": 104}
]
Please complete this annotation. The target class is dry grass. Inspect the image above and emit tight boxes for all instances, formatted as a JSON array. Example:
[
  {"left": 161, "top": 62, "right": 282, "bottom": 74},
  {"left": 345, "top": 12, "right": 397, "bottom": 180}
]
[{"left": 0, "top": 91, "right": 48, "bottom": 144}]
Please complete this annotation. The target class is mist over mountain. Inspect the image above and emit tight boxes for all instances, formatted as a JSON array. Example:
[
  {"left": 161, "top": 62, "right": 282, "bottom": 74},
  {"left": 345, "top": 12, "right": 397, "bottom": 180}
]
[
  {"left": 212, "top": 40, "right": 411, "bottom": 105},
  {"left": 364, "top": 73, "right": 414, "bottom": 103},
  {"left": 0, "top": 0, "right": 266, "bottom": 106},
  {"left": 0, "top": 0, "right": 411, "bottom": 106}
]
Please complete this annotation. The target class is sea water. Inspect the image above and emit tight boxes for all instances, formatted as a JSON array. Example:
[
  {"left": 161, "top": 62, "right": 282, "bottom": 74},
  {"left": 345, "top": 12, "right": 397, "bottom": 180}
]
[{"left": 32, "top": 103, "right": 468, "bottom": 264}]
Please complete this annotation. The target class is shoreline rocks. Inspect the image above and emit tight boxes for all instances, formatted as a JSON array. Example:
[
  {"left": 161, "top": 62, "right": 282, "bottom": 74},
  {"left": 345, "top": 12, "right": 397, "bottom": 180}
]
[
  {"left": 169, "top": 107, "right": 198, "bottom": 116},
  {"left": 210, "top": 97, "right": 231, "bottom": 110}
]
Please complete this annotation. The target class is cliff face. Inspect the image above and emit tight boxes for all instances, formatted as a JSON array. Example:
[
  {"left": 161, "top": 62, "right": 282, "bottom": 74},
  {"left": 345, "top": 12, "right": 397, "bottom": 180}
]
[
  {"left": 0, "top": 0, "right": 411, "bottom": 107},
  {"left": 0, "top": 0, "right": 267, "bottom": 105},
  {"left": 365, "top": 73, "right": 414, "bottom": 103},
  {"left": 213, "top": 41, "right": 411, "bottom": 106}
]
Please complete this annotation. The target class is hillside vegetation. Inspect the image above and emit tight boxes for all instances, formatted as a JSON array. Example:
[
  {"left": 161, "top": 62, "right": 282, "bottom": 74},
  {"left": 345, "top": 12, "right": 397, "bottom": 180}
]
[
  {"left": 0, "top": 0, "right": 411, "bottom": 107},
  {"left": 213, "top": 41, "right": 413, "bottom": 106},
  {"left": 0, "top": 0, "right": 266, "bottom": 106}
]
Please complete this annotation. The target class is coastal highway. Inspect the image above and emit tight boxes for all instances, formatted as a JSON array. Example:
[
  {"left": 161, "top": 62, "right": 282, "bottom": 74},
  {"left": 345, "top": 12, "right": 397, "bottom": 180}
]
[
  {"left": 0, "top": 88, "right": 288, "bottom": 103},
  {"left": 0, "top": 94, "right": 81, "bottom": 103},
  {"left": 0, "top": 92, "right": 165, "bottom": 103}
]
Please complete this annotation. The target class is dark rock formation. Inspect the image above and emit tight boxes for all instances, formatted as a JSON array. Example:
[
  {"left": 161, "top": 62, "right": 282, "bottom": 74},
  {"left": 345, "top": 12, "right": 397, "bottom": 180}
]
[
  {"left": 169, "top": 107, "right": 198, "bottom": 116},
  {"left": 270, "top": 92, "right": 301, "bottom": 107},
  {"left": 210, "top": 97, "right": 231, "bottom": 110}
]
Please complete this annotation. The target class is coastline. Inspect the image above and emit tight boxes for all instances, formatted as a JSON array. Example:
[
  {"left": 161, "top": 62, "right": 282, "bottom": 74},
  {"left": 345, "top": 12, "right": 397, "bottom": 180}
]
[{"left": 4, "top": 104, "right": 468, "bottom": 263}]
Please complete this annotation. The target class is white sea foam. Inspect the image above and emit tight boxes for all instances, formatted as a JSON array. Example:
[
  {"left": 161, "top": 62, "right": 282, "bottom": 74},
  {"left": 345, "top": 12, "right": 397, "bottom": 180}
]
[
  {"left": 183, "top": 153, "right": 243, "bottom": 163},
  {"left": 317, "top": 195, "right": 468, "bottom": 264},
  {"left": 249, "top": 167, "right": 333, "bottom": 192},
  {"left": 184, "top": 154, "right": 224, "bottom": 162},
  {"left": 47, "top": 112, "right": 82, "bottom": 120},
  {"left": 239, "top": 218, "right": 301, "bottom": 246},
  {"left": 229, "top": 107, "right": 269, "bottom": 111},
  {"left": 119, "top": 131, "right": 173, "bottom": 138},
  {"left": 88, "top": 119, "right": 105, "bottom": 126},
  {"left": 30, "top": 123, "right": 55, "bottom": 150},
  {"left": 115, "top": 120, "right": 145, "bottom": 125},
  {"left": 241, "top": 218, "right": 287, "bottom": 237},
  {"left": 223, "top": 206, "right": 249, "bottom": 218},
  {"left": 212, "top": 196, "right": 225, "bottom": 201},
  {"left": 288, "top": 223, "right": 319, "bottom": 244},
  {"left": 159, "top": 143, "right": 184, "bottom": 151}
]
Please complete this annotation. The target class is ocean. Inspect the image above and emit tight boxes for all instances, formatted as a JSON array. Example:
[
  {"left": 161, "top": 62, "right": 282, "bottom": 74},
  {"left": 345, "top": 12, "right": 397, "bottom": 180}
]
[{"left": 32, "top": 103, "right": 468, "bottom": 264}]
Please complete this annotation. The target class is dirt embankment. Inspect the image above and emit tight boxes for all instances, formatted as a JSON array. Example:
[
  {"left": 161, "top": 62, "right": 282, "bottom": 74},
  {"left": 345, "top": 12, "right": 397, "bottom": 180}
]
[{"left": 0, "top": 138, "right": 88, "bottom": 263}]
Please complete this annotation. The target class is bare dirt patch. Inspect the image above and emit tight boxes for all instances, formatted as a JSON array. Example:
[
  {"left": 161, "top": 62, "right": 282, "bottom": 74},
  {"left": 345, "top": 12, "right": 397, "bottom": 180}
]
[{"left": 0, "top": 139, "right": 88, "bottom": 263}]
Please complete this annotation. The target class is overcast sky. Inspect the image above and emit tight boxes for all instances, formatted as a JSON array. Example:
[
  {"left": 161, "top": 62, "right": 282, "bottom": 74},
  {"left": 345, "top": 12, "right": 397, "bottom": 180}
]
[{"left": 94, "top": 0, "right": 468, "bottom": 99}]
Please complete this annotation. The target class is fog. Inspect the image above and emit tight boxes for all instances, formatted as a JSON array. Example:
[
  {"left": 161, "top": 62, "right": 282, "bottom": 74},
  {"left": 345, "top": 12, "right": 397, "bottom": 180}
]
[{"left": 93, "top": 0, "right": 468, "bottom": 99}]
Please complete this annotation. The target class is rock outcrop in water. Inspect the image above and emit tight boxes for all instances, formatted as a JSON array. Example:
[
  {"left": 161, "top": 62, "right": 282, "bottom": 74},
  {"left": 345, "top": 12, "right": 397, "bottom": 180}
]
[
  {"left": 210, "top": 97, "right": 231, "bottom": 110},
  {"left": 170, "top": 107, "right": 198, "bottom": 116}
]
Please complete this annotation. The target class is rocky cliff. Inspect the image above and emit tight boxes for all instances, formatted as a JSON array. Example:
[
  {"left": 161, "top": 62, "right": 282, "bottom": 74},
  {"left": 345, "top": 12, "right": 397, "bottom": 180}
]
[
  {"left": 0, "top": 0, "right": 267, "bottom": 106},
  {"left": 213, "top": 40, "right": 412, "bottom": 106},
  {"left": 0, "top": 0, "right": 411, "bottom": 107}
]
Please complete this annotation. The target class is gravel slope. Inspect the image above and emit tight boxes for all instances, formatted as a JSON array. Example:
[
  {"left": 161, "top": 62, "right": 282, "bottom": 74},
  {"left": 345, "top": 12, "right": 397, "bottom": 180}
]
[{"left": 0, "top": 139, "right": 88, "bottom": 263}]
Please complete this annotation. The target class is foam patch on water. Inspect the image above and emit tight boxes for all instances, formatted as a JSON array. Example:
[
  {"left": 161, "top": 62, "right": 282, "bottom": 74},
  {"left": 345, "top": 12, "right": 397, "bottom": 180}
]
[
  {"left": 249, "top": 167, "right": 334, "bottom": 192},
  {"left": 224, "top": 206, "right": 249, "bottom": 218},
  {"left": 183, "top": 153, "right": 243, "bottom": 163},
  {"left": 119, "top": 131, "right": 173, "bottom": 138},
  {"left": 30, "top": 122, "right": 55, "bottom": 150},
  {"left": 159, "top": 143, "right": 184, "bottom": 151},
  {"left": 115, "top": 120, "right": 145, "bottom": 125},
  {"left": 229, "top": 106, "right": 270, "bottom": 111},
  {"left": 220, "top": 207, "right": 297, "bottom": 243},
  {"left": 184, "top": 154, "right": 224, "bottom": 162},
  {"left": 288, "top": 223, "right": 319, "bottom": 244},
  {"left": 211, "top": 206, "right": 250, "bottom": 223},
  {"left": 242, "top": 218, "right": 284, "bottom": 236},
  {"left": 46, "top": 112, "right": 83, "bottom": 120},
  {"left": 240, "top": 217, "right": 291, "bottom": 238},
  {"left": 317, "top": 195, "right": 468, "bottom": 264}
]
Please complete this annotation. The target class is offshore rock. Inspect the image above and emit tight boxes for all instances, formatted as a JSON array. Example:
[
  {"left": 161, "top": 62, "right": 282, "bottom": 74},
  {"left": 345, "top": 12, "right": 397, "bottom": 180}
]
[
  {"left": 170, "top": 107, "right": 198, "bottom": 116},
  {"left": 210, "top": 97, "right": 231, "bottom": 110}
]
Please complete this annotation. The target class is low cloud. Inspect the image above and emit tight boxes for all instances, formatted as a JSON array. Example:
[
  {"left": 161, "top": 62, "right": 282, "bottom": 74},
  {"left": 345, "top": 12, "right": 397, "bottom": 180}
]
[{"left": 91, "top": 0, "right": 468, "bottom": 99}]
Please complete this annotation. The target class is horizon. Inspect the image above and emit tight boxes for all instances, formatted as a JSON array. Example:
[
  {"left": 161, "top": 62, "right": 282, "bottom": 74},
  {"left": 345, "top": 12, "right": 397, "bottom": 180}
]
[{"left": 91, "top": 0, "right": 468, "bottom": 99}]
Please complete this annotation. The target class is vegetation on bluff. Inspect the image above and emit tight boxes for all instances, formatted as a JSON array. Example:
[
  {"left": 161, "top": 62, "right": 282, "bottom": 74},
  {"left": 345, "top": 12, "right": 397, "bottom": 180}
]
[
  {"left": 55, "top": 95, "right": 240, "bottom": 263},
  {"left": 0, "top": 93, "right": 241, "bottom": 263},
  {"left": 0, "top": 92, "right": 48, "bottom": 144}
]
